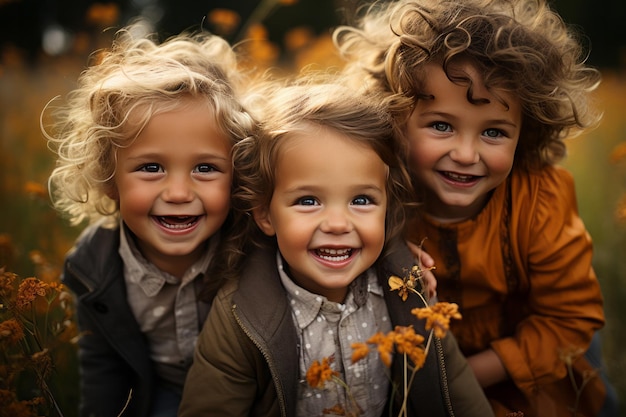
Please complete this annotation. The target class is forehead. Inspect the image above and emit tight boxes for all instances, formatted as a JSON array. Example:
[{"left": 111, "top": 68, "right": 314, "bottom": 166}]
[
  {"left": 420, "top": 62, "right": 521, "bottom": 112},
  {"left": 274, "top": 127, "right": 387, "bottom": 182}
]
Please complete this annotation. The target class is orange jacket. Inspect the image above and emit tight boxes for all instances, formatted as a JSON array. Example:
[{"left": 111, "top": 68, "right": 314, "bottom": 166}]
[{"left": 408, "top": 165, "right": 606, "bottom": 417}]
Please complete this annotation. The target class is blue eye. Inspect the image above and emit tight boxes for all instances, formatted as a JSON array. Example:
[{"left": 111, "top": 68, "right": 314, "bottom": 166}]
[
  {"left": 432, "top": 122, "right": 451, "bottom": 132},
  {"left": 297, "top": 196, "right": 318, "bottom": 206},
  {"left": 352, "top": 195, "right": 372, "bottom": 205},
  {"left": 139, "top": 163, "right": 161, "bottom": 173},
  {"left": 195, "top": 164, "right": 217, "bottom": 173},
  {"left": 483, "top": 128, "right": 503, "bottom": 138}
]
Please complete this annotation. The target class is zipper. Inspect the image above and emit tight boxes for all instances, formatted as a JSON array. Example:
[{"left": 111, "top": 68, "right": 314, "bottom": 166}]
[
  {"left": 435, "top": 336, "right": 455, "bottom": 417},
  {"left": 232, "top": 303, "right": 288, "bottom": 417}
]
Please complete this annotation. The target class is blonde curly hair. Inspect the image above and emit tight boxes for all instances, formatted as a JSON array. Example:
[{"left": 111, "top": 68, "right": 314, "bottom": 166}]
[
  {"left": 44, "top": 25, "right": 256, "bottom": 227},
  {"left": 334, "top": 0, "right": 602, "bottom": 170}
]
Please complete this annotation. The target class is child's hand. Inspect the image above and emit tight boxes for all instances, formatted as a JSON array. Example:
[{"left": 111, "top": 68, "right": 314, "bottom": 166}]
[{"left": 406, "top": 240, "right": 437, "bottom": 303}]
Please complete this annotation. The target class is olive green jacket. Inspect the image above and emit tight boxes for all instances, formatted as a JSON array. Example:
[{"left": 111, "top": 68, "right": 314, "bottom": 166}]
[{"left": 179, "top": 242, "right": 493, "bottom": 417}]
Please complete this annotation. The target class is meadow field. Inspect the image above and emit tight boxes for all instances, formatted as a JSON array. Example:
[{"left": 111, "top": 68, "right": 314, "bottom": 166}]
[{"left": 1, "top": 22, "right": 625, "bottom": 417}]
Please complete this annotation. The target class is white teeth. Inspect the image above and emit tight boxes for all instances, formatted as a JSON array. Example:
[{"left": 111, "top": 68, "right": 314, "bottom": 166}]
[
  {"left": 157, "top": 216, "right": 198, "bottom": 229},
  {"left": 316, "top": 248, "right": 352, "bottom": 262},
  {"left": 318, "top": 248, "right": 350, "bottom": 255},
  {"left": 445, "top": 172, "right": 474, "bottom": 182},
  {"left": 161, "top": 221, "right": 193, "bottom": 230}
]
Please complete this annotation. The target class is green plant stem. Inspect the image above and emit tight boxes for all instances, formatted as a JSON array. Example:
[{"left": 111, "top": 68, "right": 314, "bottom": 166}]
[{"left": 331, "top": 375, "right": 361, "bottom": 415}]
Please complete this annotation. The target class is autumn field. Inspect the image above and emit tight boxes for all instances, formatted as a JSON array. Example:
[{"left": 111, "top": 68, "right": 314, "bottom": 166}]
[{"left": 1, "top": 18, "right": 625, "bottom": 417}]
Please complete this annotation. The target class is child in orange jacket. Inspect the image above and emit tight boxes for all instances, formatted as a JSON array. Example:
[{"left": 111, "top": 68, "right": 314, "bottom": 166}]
[{"left": 334, "top": 0, "right": 618, "bottom": 416}]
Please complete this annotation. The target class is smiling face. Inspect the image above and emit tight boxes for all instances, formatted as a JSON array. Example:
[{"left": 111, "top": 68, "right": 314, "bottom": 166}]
[
  {"left": 405, "top": 62, "right": 522, "bottom": 222},
  {"left": 111, "top": 99, "right": 232, "bottom": 277},
  {"left": 254, "top": 126, "right": 388, "bottom": 303}
]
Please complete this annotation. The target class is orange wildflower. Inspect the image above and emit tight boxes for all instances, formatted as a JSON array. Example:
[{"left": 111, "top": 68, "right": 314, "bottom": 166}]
[
  {"left": 367, "top": 331, "right": 394, "bottom": 368},
  {"left": 0, "top": 318, "right": 24, "bottom": 346},
  {"left": 207, "top": 9, "right": 241, "bottom": 36},
  {"left": 411, "top": 302, "right": 461, "bottom": 339},
  {"left": 392, "top": 326, "right": 426, "bottom": 369},
  {"left": 23, "top": 181, "right": 47, "bottom": 199},
  {"left": 322, "top": 404, "right": 347, "bottom": 415},
  {"left": 610, "top": 142, "right": 626, "bottom": 164},
  {"left": 284, "top": 27, "right": 313, "bottom": 51},
  {"left": 350, "top": 342, "right": 370, "bottom": 364},
  {"left": 616, "top": 195, "right": 626, "bottom": 221},
  {"left": 0, "top": 268, "right": 16, "bottom": 299},
  {"left": 86, "top": 3, "right": 120, "bottom": 27},
  {"left": 15, "top": 277, "right": 49, "bottom": 310},
  {"left": 28, "top": 250, "right": 45, "bottom": 265},
  {"left": 306, "top": 357, "right": 339, "bottom": 389}
]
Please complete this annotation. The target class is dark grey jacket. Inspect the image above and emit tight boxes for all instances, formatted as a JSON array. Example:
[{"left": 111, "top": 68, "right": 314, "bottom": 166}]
[{"left": 63, "top": 224, "right": 153, "bottom": 417}]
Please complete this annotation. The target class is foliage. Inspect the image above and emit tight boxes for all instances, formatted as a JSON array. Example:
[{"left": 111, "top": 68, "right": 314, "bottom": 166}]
[{"left": 0, "top": 255, "right": 78, "bottom": 417}]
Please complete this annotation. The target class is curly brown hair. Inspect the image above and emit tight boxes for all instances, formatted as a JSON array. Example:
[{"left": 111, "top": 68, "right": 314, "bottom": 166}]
[{"left": 334, "top": 0, "right": 602, "bottom": 170}]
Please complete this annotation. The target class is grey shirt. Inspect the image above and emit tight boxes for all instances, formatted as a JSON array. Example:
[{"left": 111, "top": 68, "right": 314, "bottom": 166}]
[
  {"left": 276, "top": 253, "right": 392, "bottom": 417},
  {"left": 119, "top": 223, "right": 214, "bottom": 393}
]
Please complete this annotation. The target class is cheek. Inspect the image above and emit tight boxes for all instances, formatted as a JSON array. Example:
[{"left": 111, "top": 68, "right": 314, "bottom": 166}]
[
  {"left": 407, "top": 139, "right": 435, "bottom": 174},
  {"left": 203, "top": 182, "right": 233, "bottom": 211},
  {"left": 117, "top": 191, "right": 152, "bottom": 220},
  {"left": 363, "top": 212, "right": 387, "bottom": 249},
  {"left": 487, "top": 147, "right": 516, "bottom": 176}
]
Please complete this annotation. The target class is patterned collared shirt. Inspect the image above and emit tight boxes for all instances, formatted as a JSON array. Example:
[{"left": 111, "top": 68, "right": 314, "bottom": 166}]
[
  {"left": 276, "top": 253, "right": 392, "bottom": 417},
  {"left": 119, "top": 223, "right": 214, "bottom": 392}
]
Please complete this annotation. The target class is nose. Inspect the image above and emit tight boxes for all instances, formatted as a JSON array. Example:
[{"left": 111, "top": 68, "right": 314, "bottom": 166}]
[
  {"left": 162, "top": 174, "right": 194, "bottom": 203},
  {"left": 320, "top": 206, "right": 353, "bottom": 234},
  {"left": 449, "top": 136, "right": 480, "bottom": 165}
]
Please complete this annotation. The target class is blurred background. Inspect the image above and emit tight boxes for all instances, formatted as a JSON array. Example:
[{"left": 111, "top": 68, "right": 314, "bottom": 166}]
[{"left": 0, "top": 0, "right": 624, "bottom": 415}]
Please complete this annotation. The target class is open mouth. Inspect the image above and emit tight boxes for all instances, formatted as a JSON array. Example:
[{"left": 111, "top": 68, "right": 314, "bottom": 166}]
[
  {"left": 154, "top": 215, "right": 200, "bottom": 230},
  {"left": 440, "top": 171, "right": 481, "bottom": 183},
  {"left": 315, "top": 248, "right": 353, "bottom": 262}
]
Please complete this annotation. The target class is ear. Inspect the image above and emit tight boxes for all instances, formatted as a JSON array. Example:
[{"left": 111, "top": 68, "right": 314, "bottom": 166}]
[
  {"left": 104, "top": 181, "right": 119, "bottom": 201},
  {"left": 253, "top": 207, "right": 276, "bottom": 236}
]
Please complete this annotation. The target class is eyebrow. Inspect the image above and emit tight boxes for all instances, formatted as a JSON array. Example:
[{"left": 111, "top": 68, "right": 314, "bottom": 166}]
[
  {"left": 419, "top": 110, "right": 519, "bottom": 128},
  {"left": 282, "top": 184, "right": 386, "bottom": 195}
]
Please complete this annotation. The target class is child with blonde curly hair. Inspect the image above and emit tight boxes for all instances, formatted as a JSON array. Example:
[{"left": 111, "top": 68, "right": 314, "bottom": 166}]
[
  {"left": 44, "top": 25, "right": 256, "bottom": 417},
  {"left": 334, "top": 0, "right": 617, "bottom": 416}
]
